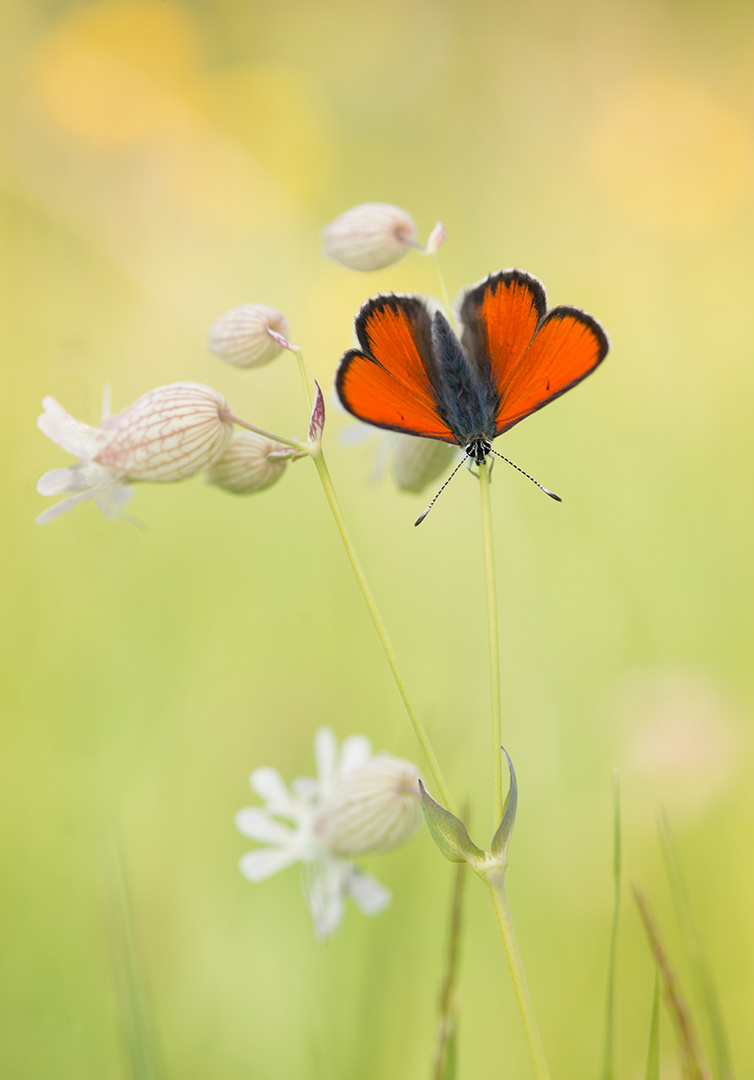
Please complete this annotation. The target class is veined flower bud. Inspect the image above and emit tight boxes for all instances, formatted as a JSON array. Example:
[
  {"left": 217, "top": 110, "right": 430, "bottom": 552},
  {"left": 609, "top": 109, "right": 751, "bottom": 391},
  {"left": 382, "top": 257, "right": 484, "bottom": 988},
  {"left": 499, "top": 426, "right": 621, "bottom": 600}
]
[
  {"left": 206, "top": 430, "right": 292, "bottom": 494},
  {"left": 393, "top": 434, "right": 456, "bottom": 493},
  {"left": 36, "top": 382, "right": 233, "bottom": 523},
  {"left": 95, "top": 383, "right": 232, "bottom": 481},
  {"left": 324, "top": 756, "right": 423, "bottom": 857},
  {"left": 323, "top": 203, "right": 418, "bottom": 271},
  {"left": 208, "top": 304, "right": 291, "bottom": 368}
]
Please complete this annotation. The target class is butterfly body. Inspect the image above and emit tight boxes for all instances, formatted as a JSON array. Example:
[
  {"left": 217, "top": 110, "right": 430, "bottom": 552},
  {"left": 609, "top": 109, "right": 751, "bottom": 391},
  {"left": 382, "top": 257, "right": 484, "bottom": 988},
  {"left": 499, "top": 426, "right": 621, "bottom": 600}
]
[{"left": 336, "top": 268, "right": 609, "bottom": 473}]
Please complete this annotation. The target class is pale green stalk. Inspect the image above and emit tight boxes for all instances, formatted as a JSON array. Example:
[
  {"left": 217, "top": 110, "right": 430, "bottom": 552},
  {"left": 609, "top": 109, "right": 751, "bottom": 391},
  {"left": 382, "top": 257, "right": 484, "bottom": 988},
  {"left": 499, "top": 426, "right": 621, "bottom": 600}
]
[
  {"left": 289, "top": 345, "right": 456, "bottom": 813},
  {"left": 433, "top": 253, "right": 457, "bottom": 330},
  {"left": 310, "top": 446, "right": 456, "bottom": 815},
  {"left": 601, "top": 772, "right": 622, "bottom": 1080},
  {"left": 478, "top": 460, "right": 503, "bottom": 825},
  {"left": 220, "top": 411, "right": 306, "bottom": 452},
  {"left": 483, "top": 868, "right": 552, "bottom": 1080}
]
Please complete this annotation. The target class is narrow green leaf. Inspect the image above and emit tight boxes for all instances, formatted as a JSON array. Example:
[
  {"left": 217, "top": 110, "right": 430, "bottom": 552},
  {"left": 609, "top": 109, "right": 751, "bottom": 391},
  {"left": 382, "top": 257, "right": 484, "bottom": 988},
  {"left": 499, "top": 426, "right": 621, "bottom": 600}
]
[
  {"left": 601, "top": 771, "right": 621, "bottom": 1080},
  {"left": 645, "top": 968, "right": 661, "bottom": 1080},
  {"left": 419, "top": 781, "right": 485, "bottom": 864},
  {"left": 490, "top": 747, "right": 518, "bottom": 858},
  {"left": 659, "top": 811, "right": 733, "bottom": 1080}
]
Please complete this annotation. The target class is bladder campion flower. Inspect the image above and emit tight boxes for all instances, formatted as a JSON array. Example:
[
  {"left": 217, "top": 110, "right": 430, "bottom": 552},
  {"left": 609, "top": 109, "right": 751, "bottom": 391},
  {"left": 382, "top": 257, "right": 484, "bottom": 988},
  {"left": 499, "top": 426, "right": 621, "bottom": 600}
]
[
  {"left": 206, "top": 430, "right": 297, "bottom": 494},
  {"left": 392, "top": 433, "right": 458, "bottom": 494},
  {"left": 36, "top": 382, "right": 233, "bottom": 523},
  {"left": 236, "top": 727, "right": 423, "bottom": 939},
  {"left": 323, "top": 202, "right": 419, "bottom": 271},
  {"left": 208, "top": 304, "right": 291, "bottom": 368}
]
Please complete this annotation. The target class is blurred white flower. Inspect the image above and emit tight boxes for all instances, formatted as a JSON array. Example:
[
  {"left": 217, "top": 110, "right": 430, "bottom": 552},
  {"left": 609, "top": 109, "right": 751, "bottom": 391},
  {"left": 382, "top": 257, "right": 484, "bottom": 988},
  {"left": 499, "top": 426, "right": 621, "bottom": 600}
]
[
  {"left": 36, "top": 383, "right": 233, "bottom": 524},
  {"left": 235, "top": 727, "right": 422, "bottom": 939},
  {"left": 206, "top": 430, "right": 295, "bottom": 494},
  {"left": 208, "top": 303, "right": 291, "bottom": 368},
  {"left": 323, "top": 202, "right": 418, "bottom": 271},
  {"left": 392, "top": 433, "right": 457, "bottom": 493}
]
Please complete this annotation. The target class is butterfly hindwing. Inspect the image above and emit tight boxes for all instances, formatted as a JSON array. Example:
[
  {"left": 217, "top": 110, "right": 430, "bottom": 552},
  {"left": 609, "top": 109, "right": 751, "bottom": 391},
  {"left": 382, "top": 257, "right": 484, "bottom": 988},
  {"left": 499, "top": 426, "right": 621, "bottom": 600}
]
[{"left": 336, "top": 294, "right": 457, "bottom": 442}]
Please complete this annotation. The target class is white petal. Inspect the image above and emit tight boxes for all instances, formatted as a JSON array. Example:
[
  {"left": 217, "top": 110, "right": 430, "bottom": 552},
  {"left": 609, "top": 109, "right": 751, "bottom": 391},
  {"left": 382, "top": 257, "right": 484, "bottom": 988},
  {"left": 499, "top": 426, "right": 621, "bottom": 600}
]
[
  {"left": 37, "top": 397, "right": 109, "bottom": 457},
  {"left": 239, "top": 846, "right": 298, "bottom": 881},
  {"left": 314, "top": 727, "right": 338, "bottom": 791},
  {"left": 37, "top": 467, "right": 88, "bottom": 496},
  {"left": 338, "top": 734, "right": 372, "bottom": 776},
  {"left": 305, "top": 860, "right": 347, "bottom": 940},
  {"left": 250, "top": 766, "right": 289, "bottom": 803},
  {"left": 35, "top": 488, "right": 98, "bottom": 524},
  {"left": 96, "top": 483, "right": 134, "bottom": 518},
  {"left": 348, "top": 870, "right": 392, "bottom": 916},
  {"left": 235, "top": 808, "right": 295, "bottom": 844},
  {"left": 291, "top": 776, "right": 319, "bottom": 803}
]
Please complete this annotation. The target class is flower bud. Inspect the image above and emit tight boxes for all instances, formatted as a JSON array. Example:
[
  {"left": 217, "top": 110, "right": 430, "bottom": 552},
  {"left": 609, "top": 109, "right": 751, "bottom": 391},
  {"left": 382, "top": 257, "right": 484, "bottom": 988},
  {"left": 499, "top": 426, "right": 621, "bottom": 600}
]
[
  {"left": 95, "top": 382, "right": 233, "bottom": 481},
  {"left": 206, "top": 430, "right": 291, "bottom": 494},
  {"left": 208, "top": 304, "right": 291, "bottom": 368},
  {"left": 324, "top": 756, "right": 423, "bottom": 857},
  {"left": 393, "top": 434, "right": 456, "bottom": 493},
  {"left": 323, "top": 203, "right": 418, "bottom": 271}
]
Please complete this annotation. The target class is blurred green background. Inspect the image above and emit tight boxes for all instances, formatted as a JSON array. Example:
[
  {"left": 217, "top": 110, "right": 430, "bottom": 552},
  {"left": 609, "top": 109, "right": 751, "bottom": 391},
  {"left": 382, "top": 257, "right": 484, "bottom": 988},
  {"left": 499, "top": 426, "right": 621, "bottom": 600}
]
[{"left": 2, "top": 0, "right": 754, "bottom": 1077}]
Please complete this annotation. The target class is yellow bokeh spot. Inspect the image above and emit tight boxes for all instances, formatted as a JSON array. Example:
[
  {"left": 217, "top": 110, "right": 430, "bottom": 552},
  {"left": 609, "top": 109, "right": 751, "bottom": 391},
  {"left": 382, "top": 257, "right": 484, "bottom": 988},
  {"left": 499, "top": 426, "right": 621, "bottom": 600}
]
[
  {"left": 587, "top": 73, "right": 751, "bottom": 234},
  {"left": 197, "top": 63, "right": 334, "bottom": 203},
  {"left": 27, "top": 0, "right": 201, "bottom": 144}
]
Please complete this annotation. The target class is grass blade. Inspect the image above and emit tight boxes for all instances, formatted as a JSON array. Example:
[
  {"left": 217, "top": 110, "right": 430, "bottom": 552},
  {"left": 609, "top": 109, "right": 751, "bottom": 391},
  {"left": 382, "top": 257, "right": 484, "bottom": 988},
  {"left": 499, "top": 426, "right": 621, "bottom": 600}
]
[
  {"left": 102, "top": 839, "right": 165, "bottom": 1080},
  {"left": 634, "top": 886, "right": 711, "bottom": 1080},
  {"left": 645, "top": 968, "right": 661, "bottom": 1080},
  {"left": 658, "top": 812, "right": 733, "bottom": 1080},
  {"left": 601, "top": 771, "right": 622, "bottom": 1080},
  {"left": 432, "top": 859, "right": 467, "bottom": 1080}
]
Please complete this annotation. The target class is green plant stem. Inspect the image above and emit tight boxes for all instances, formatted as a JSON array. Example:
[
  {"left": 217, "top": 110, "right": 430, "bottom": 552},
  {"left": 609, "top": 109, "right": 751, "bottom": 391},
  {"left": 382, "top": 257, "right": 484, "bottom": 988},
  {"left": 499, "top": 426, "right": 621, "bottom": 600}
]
[
  {"left": 483, "top": 868, "right": 552, "bottom": 1080},
  {"left": 311, "top": 447, "right": 457, "bottom": 816},
  {"left": 293, "top": 348, "right": 313, "bottom": 412},
  {"left": 479, "top": 461, "right": 503, "bottom": 826}
]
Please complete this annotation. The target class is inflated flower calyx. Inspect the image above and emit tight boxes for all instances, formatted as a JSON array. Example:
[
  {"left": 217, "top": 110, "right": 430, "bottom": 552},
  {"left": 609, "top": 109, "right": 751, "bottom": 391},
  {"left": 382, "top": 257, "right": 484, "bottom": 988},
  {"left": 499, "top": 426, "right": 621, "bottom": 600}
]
[
  {"left": 325, "top": 756, "right": 423, "bottom": 857},
  {"left": 323, "top": 202, "right": 418, "bottom": 271},
  {"left": 206, "top": 431, "right": 293, "bottom": 494},
  {"left": 36, "top": 382, "right": 233, "bottom": 523},
  {"left": 208, "top": 304, "right": 291, "bottom": 368}
]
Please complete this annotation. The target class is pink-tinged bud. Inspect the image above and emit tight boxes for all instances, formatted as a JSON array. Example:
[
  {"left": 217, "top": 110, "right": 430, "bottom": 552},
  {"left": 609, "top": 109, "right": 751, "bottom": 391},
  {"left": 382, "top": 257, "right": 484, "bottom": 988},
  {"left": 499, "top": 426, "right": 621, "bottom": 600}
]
[
  {"left": 323, "top": 203, "right": 418, "bottom": 271},
  {"left": 392, "top": 434, "right": 456, "bottom": 493},
  {"left": 36, "top": 382, "right": 233, "bottom": 523},
  {"left": 324, "top": 756, "right": 423, "bottom": 857},
  {"left": 208, "top": 304, "right": 291, "bottom": 368},
  {"left": 424, "top": 222, "right": 446, "bottom": 255},
  {"left": 206, "top": 431, "right": 292, "bottom": 494}
]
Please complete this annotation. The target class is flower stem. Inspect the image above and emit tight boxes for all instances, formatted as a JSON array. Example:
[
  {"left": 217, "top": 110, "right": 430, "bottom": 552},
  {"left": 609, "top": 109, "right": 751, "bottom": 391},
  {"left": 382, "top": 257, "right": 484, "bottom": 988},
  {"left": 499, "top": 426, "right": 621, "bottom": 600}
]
[
  {"left": 483, "top": 868, "right": 552, "bottom": 1080},
  {"left": 220, "top": 411, "right": 307, "bottom": 452},
  {"left": 310, "top": 447, "right": 457, "bottom": 816},
  {"left": 479, "top": 460, "right": 503, "bottom": 826}
]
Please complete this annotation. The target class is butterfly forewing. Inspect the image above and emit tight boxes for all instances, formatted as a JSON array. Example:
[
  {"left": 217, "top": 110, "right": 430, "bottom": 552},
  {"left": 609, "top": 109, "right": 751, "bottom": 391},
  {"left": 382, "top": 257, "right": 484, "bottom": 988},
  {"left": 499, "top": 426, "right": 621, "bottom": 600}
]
[
  {"left": 459, "top": 270, "right": 546, "bottom": 393},
  {"left": 493, "top": 307, "right": 609, "bottom": 435},
  {"left": 336, "top": 295, "right": 457, "bottom": 442}
]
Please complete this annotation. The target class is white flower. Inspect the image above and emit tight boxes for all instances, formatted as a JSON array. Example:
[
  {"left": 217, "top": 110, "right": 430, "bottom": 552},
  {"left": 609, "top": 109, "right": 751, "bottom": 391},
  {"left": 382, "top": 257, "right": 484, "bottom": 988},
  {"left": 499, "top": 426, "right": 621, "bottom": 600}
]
[
  {"left": 36, "top": 383, "right": 233, "bottom": 524},
  {"left": 235, "top": 727, "right": 422, "bottom": 940},
  {"left": 208, "top": 304, "right": 291, "bottom": 368},
  {"left": 323, "top": 203, "right": 418, "bottom": 271},
  {"left": 205, "top": 430, "right": 294, "bottom": 494},
  {"left": 391, "top": 433, "right": 457, "bottom": 493}
]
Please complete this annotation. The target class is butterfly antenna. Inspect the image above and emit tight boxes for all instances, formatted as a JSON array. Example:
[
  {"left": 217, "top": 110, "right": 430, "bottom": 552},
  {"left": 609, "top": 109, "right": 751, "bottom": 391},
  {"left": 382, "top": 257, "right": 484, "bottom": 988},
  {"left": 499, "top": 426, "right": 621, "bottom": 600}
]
[
  {"left": 415, "top": 456, "right": 468, "bottom": 526},
  {"left": 489, "top": 448, "right": 562, "bottom": 502}
]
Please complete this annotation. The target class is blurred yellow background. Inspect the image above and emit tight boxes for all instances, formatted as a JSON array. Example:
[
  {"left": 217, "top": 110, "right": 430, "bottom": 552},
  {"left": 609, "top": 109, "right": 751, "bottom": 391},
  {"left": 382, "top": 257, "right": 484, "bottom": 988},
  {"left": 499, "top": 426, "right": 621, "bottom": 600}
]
[{"left": 2, "top": 0, "right": 754, "bottom": 1077}]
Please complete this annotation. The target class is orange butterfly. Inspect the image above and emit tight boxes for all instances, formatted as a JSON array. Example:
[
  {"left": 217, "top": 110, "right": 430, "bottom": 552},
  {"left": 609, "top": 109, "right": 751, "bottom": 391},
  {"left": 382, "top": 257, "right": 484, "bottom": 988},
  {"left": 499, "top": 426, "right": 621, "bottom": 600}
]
[{"left": 336, "top": 269, "right": 608, "bottom": 519}]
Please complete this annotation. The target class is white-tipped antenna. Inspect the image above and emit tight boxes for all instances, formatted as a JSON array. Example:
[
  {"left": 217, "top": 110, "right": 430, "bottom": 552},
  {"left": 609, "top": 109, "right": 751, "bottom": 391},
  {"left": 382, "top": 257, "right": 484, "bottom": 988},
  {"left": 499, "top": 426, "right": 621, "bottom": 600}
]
[
  {"left": 489, "top": 448, "right": 561, "bottom": 501},
  {"left": 414, "top": 456, "right": 467, "bottom": 526}
]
